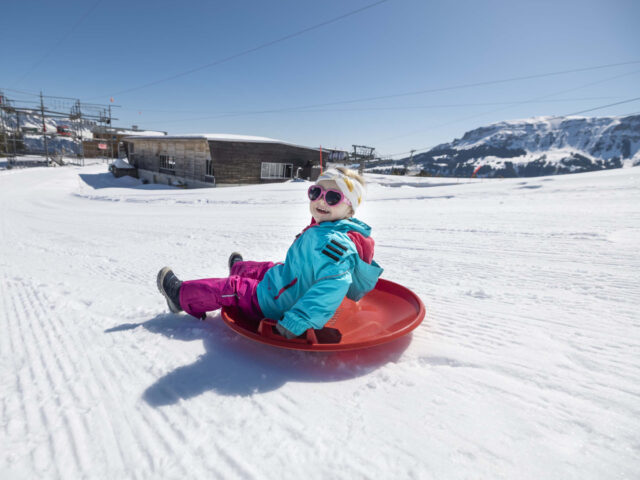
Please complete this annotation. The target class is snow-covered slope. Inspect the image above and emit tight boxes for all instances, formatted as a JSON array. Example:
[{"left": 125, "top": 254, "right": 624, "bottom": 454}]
[
  {"left": 1, "top": 165, "right": 639, "bottom": 479},
  {"left": 388, "top": 114, "right": 640, "bottom": 177}
]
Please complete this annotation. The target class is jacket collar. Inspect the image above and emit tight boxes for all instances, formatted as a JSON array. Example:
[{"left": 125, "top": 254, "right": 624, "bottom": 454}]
[{"left": 317, "top": 217, "right": 372, "bottom": 237}]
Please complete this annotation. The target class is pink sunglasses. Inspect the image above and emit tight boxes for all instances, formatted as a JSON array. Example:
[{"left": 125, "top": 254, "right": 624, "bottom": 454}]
[{"left": 307, "top": 184, "right": 351, "bottom": 207}]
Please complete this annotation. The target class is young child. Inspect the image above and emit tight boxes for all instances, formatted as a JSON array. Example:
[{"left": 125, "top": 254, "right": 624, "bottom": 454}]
[{"left": 157, "top": 167, "right": 383, "bottom": 339}]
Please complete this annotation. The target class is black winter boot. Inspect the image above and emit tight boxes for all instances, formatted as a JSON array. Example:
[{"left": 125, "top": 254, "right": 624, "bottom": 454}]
[
  {"left": 228, "top": 252, "right": 243, "bottom": 273},
  {"left": 157, "top": 267, "right": 183, "bottom": 313}
]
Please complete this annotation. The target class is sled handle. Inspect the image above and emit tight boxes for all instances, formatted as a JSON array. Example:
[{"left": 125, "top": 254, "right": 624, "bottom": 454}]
[{"left": 258, "top": 319, "right": 318, "bottom": 345}]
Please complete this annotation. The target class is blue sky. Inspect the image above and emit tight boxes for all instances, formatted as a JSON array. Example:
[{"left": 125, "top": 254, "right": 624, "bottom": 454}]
[{"left": 1, "top": 0, "right": 638, "bottom": 157}]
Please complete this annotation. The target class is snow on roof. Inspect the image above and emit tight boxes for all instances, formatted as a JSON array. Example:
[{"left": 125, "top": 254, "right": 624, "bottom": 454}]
[
  {"left": 198, "top": 133, "right": 284, "bottom": 143},
  {"left": 118, "top": 130, "right": 167, "bottom": 137},
  {"left": 111, "top": 157, "right": 134, "bottom": 169},
  {"left": 122, "top": 133, "right": 322, "bottom": 151}
]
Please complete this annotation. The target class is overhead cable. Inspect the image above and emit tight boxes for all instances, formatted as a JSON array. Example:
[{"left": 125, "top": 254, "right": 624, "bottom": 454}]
[
  {"left": 133, "top": 96, "right": 624, "bottom": 124},
  {"left": 111, "top": 61, "right": 640, "bottom": 125},
  {"left": 381, "top": 68, "right": 640, "bottom": 158},
  {"left": 10, "top": 0, "right": 103, "bottom": 88},
  {"left": 560, "top": 97, "right": 640, "bottom": 116},
  {"left": 88, "top": 0, "right": 392, "bottom": 100}
]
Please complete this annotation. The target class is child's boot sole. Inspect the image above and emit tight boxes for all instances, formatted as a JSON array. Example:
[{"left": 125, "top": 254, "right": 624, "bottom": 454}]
[{"left": 157, "top": 267, "right": 182, "bottom": 313}]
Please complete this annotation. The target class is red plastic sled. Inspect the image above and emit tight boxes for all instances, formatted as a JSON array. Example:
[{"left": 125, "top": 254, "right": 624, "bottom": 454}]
[{"left": 221, "top": 278, "right": 426, "bottom": 351}]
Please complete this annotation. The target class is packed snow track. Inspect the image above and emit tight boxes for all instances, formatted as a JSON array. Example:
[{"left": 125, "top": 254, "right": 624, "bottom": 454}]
[{"left": 1, "top": 165, "right": 638, "bottom": 479}]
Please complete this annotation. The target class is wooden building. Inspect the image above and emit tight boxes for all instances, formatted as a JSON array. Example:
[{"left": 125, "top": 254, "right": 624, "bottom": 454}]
[
  {"left": 83, "top": 126, "right": 167, "bottom": 158},
  {"left": 122, "top": 134, "right": 339, "bottom": 187}
]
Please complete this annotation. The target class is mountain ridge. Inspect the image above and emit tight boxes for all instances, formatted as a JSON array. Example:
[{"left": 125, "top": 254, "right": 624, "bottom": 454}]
[{"left": 379, "top": 114, "right": 640, "bottom": 177}]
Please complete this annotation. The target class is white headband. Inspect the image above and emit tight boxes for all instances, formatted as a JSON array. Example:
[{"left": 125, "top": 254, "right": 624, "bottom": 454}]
[{"left": 317, "top": 168, "right": 365, "bottom": 211}]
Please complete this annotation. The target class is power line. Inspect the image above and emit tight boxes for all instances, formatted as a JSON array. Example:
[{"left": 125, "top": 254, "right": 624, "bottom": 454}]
[
  {"left": 384, "top": 95, "right": 640, "bottom": 159},
  {"left": 380, "top": 68, "right": 640, "bottom": 158},
  {"left": 0, "top": 88, "right": 116, "bottom": 107},
  {"left": 282, "top": 60, "right": 640, "bottom": 112},
  {"left": 113, "top": 96, "right": 619, "bottom": 115},
  {"left": 9, "top": 0, "right": 103, "bottom": 87},
  {"left": 7, "top": 59, "right": 640, "bottom": 120},
  {"left": 560, "top": 97, "right": 640, "bottom": 116},
  {"left": 113, "top": 65, "right": 640, "bottom": 153},
  {"left": 279, "top": 96, "right": 625, "bottom": 112},
  {"left": 111, "top": 60, "right": 640, "bottom": 125},
  {"left": 0, "top": 87, "right": 41, "bottom": 97},
  {"left": 86, "top": 0, "right": 393, "bottom": 100},
  {"left": 132, "top": 96, "right": 623, "bottom": 123}
]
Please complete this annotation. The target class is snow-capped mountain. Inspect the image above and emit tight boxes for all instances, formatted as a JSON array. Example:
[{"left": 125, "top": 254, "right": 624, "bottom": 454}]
[{"left": 389, "top": 114, "right": 640, "bottom": 177}]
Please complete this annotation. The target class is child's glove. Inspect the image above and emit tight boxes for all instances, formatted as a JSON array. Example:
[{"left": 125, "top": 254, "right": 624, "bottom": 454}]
[
  {"left": 275, "top": 322, "right": 343, "bottom": 344},
  {"left": 275, "top": 322, "right": 299, "bottom": 339}
]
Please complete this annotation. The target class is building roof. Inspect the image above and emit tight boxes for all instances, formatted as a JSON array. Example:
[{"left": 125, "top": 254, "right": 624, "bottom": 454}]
[
  {"left": 122, "top": 133, "right": 348, "bottom": 154},
  {"left": 118, "top": 129, "right": 167, "bottom": 137},
  {"left": 93, "top": 125, "right": 167, "bottom": 136}
]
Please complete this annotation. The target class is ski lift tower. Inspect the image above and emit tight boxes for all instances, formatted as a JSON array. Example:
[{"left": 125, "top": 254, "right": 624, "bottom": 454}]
[
  {"left": 352, "top": 144, "right": 375, "bottom": 175},
  {"left": 0, "top": 92, "right": 10, "bottom": 161},
  {"left": 406, "top": 149, "right": 416, "bottom": 175}
]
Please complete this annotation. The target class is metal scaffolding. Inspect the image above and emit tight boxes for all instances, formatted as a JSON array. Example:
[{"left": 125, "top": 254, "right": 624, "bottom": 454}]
[{"left": 0, "top": 90, "right": 119, "bottom": 167}]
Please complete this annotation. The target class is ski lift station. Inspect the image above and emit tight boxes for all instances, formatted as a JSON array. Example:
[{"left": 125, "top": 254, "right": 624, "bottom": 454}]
[{"left": 122, "top": 134, "right": 342, "bottom": 187}]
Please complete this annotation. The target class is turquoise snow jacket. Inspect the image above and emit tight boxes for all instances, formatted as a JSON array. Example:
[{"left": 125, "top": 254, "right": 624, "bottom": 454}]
[{"left": 256, "top": 218, "right": 383, "bottom": 336}]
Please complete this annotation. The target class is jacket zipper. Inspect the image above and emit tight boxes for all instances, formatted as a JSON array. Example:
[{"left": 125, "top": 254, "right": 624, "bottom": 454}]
[{"left": 274, "top": 277, "right": 298, "bottom": 300}]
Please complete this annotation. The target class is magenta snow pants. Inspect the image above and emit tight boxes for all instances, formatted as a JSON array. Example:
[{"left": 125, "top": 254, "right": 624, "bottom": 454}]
[{"left": 178, "top": 261, "right": 275, "bottom": 320}]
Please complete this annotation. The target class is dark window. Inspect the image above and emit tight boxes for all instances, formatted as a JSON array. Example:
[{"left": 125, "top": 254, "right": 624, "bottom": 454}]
[
  {"left": 159, "top": 155, "right": 176, "bottom": 175},
  {"left": 205, "top": 159, "right": 215, "bottom": 183},
  {"left": 261, "top": 162, "right": 293, "bottom": 179}
]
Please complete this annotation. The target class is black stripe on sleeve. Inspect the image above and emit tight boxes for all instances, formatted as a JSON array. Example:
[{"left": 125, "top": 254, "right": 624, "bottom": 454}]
[
  {"left": 330, "top": 239, "right": 348, "bottom": 251},
  {"left": 325, "top": 244, "right": 344, "bottom": 256},
  {"left": 321, "top": 250, "right": 340, "bottom": 262}
]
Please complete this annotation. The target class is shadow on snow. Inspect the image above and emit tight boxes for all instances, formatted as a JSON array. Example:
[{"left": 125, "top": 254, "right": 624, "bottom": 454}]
[
  {"left": 79, "top": 172, "right": 178, "bottom": 190},
  {"left": 105, "top": 313, "right": 411, "bottom": 406}
]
